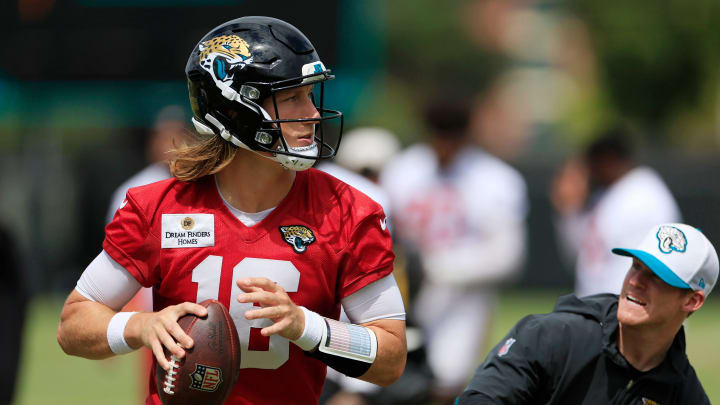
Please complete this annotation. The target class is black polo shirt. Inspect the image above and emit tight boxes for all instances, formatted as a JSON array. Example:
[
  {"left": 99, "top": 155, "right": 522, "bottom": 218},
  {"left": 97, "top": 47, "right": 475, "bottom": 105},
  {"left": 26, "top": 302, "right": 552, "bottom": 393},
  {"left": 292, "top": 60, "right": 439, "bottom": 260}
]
[{"left": 458, "top": 294, "right": 709, "bottom": 405}]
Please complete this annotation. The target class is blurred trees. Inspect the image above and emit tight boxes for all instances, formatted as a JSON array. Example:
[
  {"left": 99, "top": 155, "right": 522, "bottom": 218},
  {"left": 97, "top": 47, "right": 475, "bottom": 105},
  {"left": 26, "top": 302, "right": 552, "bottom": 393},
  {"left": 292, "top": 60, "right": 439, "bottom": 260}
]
[
  {"left": 350, "top": 0, "right": 497, "bottom": 144},
  {"left": 570, "top": 0, "right": 720, "bottom": 146},
  {"left": 358, "top": 0, "right": 720, "bottom": 151}
]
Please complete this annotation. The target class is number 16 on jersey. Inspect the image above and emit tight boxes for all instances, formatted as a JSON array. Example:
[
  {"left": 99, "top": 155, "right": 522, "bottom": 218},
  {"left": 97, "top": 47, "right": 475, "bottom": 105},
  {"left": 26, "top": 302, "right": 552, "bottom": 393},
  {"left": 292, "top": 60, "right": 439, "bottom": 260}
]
[{"left": 192, "top": 255, "right": 300, "bottom": 369}]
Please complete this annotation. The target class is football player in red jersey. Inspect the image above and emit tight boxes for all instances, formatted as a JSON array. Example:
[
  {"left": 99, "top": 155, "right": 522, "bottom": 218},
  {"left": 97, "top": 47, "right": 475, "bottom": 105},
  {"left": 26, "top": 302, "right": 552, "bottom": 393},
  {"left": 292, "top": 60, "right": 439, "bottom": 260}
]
[{"left": 57, "top": 16, "right": 407, "bottom": 405}]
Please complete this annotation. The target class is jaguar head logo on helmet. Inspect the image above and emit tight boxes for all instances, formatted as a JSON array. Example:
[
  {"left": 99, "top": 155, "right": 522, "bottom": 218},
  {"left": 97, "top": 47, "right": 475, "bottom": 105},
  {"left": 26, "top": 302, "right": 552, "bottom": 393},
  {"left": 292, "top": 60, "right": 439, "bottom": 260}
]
[
  {"left": 198, "top": 35, "right": 253, "bottom": 87},
  {"left": 185, "top": 16, "right": 343, "bottom": 171}
]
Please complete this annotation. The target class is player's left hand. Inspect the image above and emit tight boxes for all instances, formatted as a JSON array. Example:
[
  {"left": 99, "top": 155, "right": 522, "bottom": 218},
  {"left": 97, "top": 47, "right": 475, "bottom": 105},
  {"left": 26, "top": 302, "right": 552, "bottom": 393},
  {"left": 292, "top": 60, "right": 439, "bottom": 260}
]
[{"left": 236, "top": 277, "right": 305, "bottom": 341}]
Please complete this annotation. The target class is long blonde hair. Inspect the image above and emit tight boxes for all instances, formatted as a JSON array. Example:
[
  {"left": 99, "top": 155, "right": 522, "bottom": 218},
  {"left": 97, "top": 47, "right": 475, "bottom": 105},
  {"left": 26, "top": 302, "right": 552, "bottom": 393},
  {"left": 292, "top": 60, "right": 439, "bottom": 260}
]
[{"left": 169, "top": 131, "right": 238, "bottom": 181}]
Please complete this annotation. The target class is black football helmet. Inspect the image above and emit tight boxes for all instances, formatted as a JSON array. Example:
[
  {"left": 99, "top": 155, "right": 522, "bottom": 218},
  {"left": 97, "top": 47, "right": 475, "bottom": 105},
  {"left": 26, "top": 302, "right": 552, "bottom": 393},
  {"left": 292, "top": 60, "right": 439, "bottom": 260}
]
[{"left": 185, "top": 16, "right": 343, "bottom": 170}]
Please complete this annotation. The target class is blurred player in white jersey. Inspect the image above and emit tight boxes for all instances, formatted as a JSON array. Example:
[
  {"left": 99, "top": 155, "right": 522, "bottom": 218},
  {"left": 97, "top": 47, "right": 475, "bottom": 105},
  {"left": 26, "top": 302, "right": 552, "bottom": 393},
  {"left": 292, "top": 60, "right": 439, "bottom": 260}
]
[
  {"left": 380, "top": 93, "right": 529, "bottom": 402},
  {"left": 319, "top": 129, "right": 435, "bottom": 405},
  {"left": 317, "top": 127, "right": 396, "bottom": 405},
  {"left": 106, "top": 105, "right": 189, "bottom": 223},
  {"left": 552, "top": 127, "right": 682, "bottom": 296},
  {"left": 104, "top": 105, "right": 190, "bottom": 401}
]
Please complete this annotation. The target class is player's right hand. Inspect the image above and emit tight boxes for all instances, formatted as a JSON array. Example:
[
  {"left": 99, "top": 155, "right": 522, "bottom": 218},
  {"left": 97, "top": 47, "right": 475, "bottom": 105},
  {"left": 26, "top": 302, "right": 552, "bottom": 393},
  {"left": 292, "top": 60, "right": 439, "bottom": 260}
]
[{"left": 134, "top": 302, "right": 208, "bottom": 370}]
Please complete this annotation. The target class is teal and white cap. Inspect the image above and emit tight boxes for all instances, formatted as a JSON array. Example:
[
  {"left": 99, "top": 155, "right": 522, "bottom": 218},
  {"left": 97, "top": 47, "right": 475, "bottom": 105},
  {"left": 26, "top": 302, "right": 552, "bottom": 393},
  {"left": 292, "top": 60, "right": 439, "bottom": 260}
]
[{"left": 612, "top": 223, "right": 718, "bottom": 296}]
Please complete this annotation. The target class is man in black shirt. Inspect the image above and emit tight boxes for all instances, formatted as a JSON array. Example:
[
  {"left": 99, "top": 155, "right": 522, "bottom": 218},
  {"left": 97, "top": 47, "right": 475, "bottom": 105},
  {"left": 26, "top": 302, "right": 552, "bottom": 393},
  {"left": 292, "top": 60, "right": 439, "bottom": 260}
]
[{"left": 458, "top": 223, "right": 717, "bottom": 404}]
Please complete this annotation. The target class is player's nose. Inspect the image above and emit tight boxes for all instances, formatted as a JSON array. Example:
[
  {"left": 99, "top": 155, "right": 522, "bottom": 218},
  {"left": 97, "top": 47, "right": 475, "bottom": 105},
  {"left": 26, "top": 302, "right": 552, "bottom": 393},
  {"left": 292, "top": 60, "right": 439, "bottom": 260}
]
[{"left": 300, "top": 97, "right": 320, "bottom": 121}]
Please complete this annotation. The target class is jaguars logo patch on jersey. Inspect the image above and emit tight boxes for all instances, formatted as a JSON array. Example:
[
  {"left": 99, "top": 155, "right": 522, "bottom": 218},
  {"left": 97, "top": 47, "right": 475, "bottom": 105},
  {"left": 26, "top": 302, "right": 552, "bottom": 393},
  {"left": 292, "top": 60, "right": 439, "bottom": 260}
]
[{"left": 279, "top": 225, "right": 316, "bottom": 253}]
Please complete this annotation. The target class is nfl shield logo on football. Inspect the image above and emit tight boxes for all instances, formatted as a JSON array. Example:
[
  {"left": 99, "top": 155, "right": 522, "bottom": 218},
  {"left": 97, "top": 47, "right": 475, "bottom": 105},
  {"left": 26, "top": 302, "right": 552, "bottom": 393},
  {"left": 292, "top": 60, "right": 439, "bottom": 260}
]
[
  {"left": 498, "top": 337, "right": 516, "bottom": 357},
  {"left": 190, "top": 363, "right": 223, "bottom": 392}
]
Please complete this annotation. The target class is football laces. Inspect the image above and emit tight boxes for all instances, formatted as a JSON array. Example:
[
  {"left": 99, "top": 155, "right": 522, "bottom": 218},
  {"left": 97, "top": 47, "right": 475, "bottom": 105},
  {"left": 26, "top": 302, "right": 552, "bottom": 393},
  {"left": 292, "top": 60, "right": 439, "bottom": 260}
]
[{"left": 163, "top": 355, "right": 180, "bottom": 395}]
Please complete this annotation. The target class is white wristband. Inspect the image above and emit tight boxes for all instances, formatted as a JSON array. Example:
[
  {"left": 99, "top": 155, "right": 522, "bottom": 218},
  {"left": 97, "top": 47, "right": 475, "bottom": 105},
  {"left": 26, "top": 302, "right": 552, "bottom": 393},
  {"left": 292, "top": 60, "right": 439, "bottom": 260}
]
[
  {"left": 292, "top": 307, "right": 324, "bottom": 351},
  {"left": 107, "top": 311, "right": 138, "bottom": 355}
]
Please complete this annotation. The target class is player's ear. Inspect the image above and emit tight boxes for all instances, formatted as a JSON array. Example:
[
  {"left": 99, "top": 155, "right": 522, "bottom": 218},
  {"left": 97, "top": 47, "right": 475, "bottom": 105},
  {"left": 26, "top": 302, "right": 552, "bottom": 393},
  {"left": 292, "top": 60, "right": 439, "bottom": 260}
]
[{"left": 682, "top": 290, "right": 705, "bottom": 315}]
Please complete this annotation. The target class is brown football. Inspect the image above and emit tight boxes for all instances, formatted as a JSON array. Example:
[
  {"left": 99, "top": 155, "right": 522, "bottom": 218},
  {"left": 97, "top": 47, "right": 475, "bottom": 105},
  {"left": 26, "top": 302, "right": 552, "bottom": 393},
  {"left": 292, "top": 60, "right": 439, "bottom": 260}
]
[{"left": 156, "top": 299, "right": 241, "bottom": 405}]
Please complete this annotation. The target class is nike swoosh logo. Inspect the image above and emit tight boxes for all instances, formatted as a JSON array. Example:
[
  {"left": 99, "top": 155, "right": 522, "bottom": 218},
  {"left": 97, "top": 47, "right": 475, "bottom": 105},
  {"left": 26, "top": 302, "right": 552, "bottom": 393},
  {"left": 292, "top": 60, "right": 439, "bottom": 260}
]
[
  {"left": 379, "top": 217, "right": 387, "bottom": 231},
  {"left": 119, "top": 199, "right": 128, "bottom": 209}
]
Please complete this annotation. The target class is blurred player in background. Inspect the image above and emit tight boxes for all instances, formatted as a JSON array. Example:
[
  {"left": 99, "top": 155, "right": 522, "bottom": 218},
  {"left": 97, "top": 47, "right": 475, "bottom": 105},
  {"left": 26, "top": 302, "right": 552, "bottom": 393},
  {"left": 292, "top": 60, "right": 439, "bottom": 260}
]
[
  {"left": 552, "top": 127, "right": 681, "bottom": 296},
  {"left": 106, "top": 105, "right": 189, "bottom": 223},
  {"left": 318, "top": 128, "right": 434, "bottom": 405},
  {"left": 57, "top": 16, "right": 406, "bottom": 405},
  {"left": 105, "top": 104, "right": 190, "bottom": 401},
  {"left": 381, "top": 92, "right": 528, "bottom": 402},
  {"left": 318, "top": 127, "right": 395, "bottom": 405},
  {"left": 459, "top": 223, "right": 716, "bottom": 404}
]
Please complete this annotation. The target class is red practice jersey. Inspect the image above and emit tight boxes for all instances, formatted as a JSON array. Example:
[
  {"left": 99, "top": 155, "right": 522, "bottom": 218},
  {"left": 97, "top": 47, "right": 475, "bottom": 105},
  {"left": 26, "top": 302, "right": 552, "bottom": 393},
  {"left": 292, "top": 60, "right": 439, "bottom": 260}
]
[{"left": 103, "top": 169, "right": 394, "bottom": 405}]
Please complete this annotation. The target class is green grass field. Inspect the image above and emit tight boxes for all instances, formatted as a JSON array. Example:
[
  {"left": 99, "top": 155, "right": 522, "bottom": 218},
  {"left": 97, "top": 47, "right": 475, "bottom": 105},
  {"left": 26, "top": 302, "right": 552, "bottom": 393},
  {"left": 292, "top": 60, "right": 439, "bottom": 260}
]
[{"left": 13, "top": 291, "right": 720, "bottom": 404}]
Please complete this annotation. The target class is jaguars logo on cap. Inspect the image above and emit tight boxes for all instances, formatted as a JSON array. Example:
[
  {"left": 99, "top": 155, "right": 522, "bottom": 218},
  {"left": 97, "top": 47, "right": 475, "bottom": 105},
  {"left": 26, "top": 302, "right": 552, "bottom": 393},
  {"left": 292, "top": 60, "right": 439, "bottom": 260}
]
[
  {"left": 279, "top": 225, "right": 316, "bottom": 253},
  {"left": 656, "top": 225, "right": 687, "bottom": 254}
]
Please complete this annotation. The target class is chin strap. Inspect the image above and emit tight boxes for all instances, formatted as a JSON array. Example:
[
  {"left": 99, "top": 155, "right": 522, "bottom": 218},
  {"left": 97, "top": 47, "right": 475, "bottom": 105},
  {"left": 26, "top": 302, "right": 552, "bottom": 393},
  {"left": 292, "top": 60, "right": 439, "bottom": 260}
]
[
  {"left": 274, "top": 142, "right": 318, "bottom": 171},
  {"left": 193, "top": 114, "right": 319, "bottom": 171}
]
